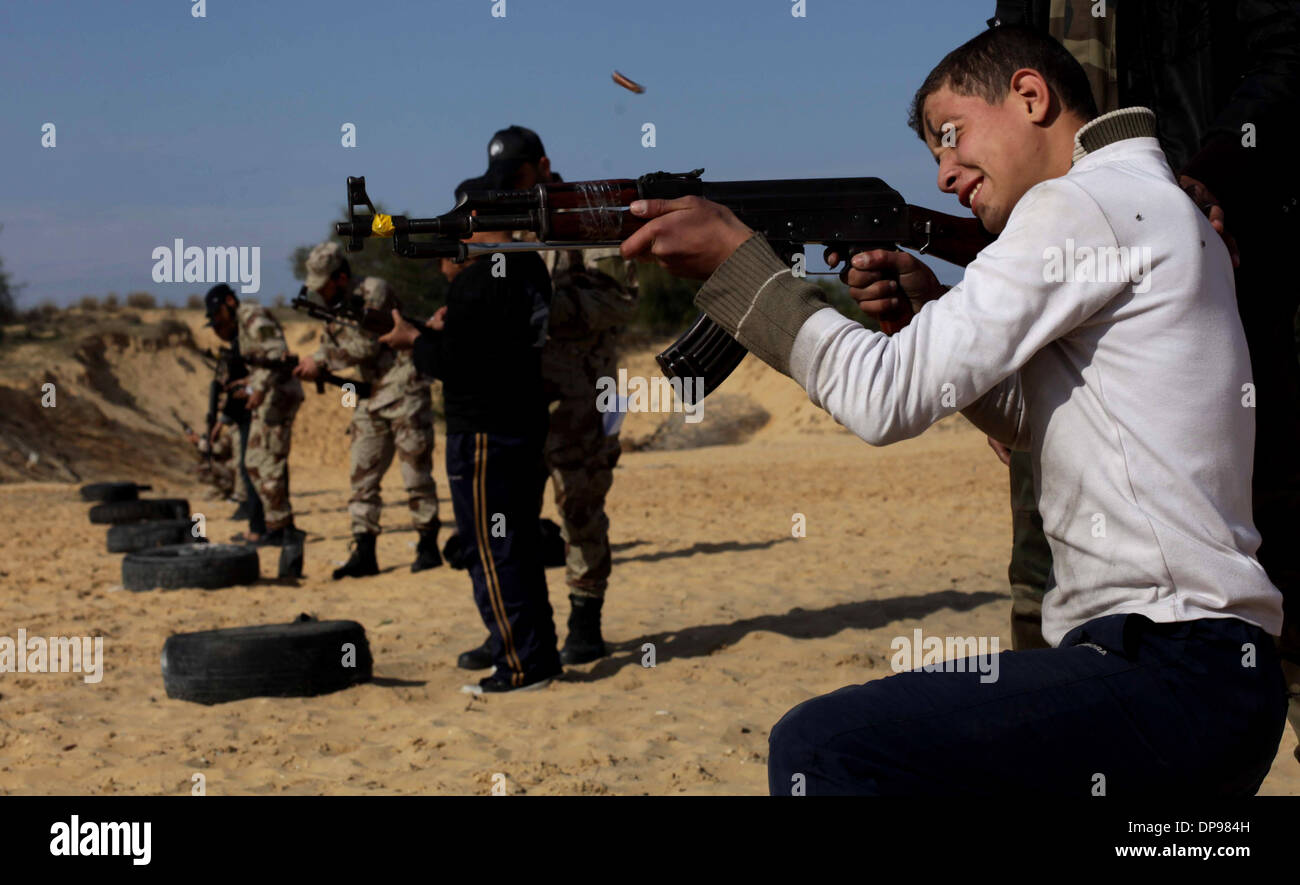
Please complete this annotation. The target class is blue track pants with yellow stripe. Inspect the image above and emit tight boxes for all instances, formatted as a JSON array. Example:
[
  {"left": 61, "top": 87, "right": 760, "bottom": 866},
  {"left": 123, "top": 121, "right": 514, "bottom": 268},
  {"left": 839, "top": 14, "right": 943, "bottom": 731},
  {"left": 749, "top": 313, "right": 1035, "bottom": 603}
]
[{"left": 446, "top": 431, "right": 561, "bottom": 685}]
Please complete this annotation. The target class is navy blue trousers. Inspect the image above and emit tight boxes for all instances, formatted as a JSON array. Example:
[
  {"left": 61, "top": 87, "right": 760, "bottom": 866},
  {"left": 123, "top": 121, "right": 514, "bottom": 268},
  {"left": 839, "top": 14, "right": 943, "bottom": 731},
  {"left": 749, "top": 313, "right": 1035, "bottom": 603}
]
[
  {"left": 768, "top": 614, "right": 1287, "bottom": 796},
  {"left": 446, "top": 431, "right": 561, "bottom": 684}
]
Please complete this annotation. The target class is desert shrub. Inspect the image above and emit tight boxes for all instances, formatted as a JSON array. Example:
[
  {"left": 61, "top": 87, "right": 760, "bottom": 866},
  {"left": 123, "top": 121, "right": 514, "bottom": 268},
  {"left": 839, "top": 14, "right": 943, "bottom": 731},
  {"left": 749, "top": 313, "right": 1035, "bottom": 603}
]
[{"left": 125, "top": 292, "right": 156, "bottom": 309}]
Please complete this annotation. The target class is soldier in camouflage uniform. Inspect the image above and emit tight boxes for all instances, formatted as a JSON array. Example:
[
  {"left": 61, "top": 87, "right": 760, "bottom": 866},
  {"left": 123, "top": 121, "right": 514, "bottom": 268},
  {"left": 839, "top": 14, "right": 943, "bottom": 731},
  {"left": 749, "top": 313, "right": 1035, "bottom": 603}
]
[
  {"left": 455, "top": 127, "right": 638, "bottom": 670},
  {"left": 205, "top": 287, "right": 304, "bottom": 545},
  {"left": 295, "top": 241, "right": 441, "bottom": 577},
  {"left": 540, "top": 244, "right": 637, "bottom": 659}
]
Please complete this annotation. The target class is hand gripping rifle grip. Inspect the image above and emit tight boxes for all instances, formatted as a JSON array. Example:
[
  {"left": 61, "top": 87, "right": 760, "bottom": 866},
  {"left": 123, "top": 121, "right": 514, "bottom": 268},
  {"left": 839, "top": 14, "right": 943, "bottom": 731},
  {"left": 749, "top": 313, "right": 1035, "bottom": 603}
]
[{"left": 863, "top": 244, "right": 912, "bottom": 336}]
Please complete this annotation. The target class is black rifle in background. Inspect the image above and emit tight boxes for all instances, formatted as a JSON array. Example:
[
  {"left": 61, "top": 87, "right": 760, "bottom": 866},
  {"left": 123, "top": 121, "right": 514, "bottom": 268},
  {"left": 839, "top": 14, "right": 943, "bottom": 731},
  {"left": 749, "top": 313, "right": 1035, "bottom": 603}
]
[{"left": 290, "top": 288, "right": 428, "bottom": 338}]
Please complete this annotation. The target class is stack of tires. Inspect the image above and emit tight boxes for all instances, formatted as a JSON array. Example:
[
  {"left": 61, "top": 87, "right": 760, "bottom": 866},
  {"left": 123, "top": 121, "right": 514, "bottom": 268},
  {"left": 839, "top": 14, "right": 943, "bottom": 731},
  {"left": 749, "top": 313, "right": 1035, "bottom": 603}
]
[
  {"left": 80, "top": 484, "right": 372, "bottom": 705},
  {"left": 81, "top": 481, "right": 259, "bottom": 591}
]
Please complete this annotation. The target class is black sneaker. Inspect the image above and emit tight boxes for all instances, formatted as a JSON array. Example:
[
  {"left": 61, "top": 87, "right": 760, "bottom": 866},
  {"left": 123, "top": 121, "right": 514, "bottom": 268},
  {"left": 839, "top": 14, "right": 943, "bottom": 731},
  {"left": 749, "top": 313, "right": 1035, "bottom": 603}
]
[
  {"left": 456, "top": 637, "right": 494, "bottom": 670},
  {"left": 461, "top": 669, "right": 559, "bottom": 695}
]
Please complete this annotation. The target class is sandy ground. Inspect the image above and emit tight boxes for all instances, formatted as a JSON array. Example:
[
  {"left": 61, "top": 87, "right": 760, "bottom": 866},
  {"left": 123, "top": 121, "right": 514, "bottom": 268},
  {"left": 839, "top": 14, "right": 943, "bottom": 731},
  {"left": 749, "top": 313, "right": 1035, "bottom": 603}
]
[{"left": 0, "top": 314, "right": 1296, "bottom": 795}]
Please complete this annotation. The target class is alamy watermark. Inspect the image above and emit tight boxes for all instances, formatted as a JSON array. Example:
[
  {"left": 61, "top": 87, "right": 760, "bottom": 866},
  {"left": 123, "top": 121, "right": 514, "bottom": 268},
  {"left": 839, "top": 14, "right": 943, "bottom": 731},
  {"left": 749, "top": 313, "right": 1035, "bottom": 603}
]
[
  {"left": 0, "top": 629, "right": 104, "bottom": 684},
  {"left": 1042, "top": 239, "right": 1151, "bottom": 294},
  {"left": 595, "top": 369, "right": 704, "bottom": 424},
  {"left": 151, "top": 239, "right": 261, "bottom": 294},
  {"left": 890, "top": 628, "right": 1000, "bottom": 683}
]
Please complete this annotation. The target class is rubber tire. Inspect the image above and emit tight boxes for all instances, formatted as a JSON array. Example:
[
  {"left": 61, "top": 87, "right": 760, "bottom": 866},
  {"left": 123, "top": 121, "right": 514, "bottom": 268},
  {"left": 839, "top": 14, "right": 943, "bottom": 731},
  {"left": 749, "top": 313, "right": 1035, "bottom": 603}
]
[
  {"left": 123, "top": 543, "right": 259, "bottom": 591},
  {"left": 161, "top": 617, "right": 373, "bottom": 705},
  {"left": 89, "top": 498, "right": 190, "bottom": 525},
  {"left": 80, "top": 481, "right": 150, "bottom": 503},
  {"left": 107, "top": 520, "right": 206, "bottom": 554}
]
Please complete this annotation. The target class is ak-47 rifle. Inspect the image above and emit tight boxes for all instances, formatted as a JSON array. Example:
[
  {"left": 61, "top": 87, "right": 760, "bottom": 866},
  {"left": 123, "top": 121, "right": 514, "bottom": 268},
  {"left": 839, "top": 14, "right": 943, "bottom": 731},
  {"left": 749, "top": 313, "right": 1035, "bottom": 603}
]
[
  {"left": 241, "top": 352, "right": 374, "bottom": 401},
  {"left": 331, "top": 171, "right": 993, "bottom": 402},
  {"left": 290, "top": 287, "right": 428, "bottom": 338}
]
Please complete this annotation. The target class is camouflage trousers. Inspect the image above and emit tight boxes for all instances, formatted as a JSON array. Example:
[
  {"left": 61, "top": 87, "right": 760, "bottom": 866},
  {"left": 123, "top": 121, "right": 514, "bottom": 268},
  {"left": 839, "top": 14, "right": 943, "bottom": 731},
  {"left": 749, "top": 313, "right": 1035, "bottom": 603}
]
[
  {"left": 197, "top": 427, "right": 241, "bottom": 500},
  {"left": 347, "top": 392, "right": 438, "bottom": 536},
  {"left": 1007, "top": 451, "right": 1053, "bottom": 651},
  {"left": 245, "top": 395, "right": 301, "bottom": 532},
  {"left": 228, "top": 424, "right": 248, "bottom": 502},
  {"left": 197, "top": 460, "right": 237, "bottom": 499},
  {"left": 539, "top": 341, "right": 621, "bottom": 598}
]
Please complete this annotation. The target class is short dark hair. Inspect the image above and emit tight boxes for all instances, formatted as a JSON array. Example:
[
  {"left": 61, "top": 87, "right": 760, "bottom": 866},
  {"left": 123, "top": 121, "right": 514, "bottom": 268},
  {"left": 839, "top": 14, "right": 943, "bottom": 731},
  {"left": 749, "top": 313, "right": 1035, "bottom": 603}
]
[{"left": 907, "top": 25, "right": 1099, "bottom": 141}]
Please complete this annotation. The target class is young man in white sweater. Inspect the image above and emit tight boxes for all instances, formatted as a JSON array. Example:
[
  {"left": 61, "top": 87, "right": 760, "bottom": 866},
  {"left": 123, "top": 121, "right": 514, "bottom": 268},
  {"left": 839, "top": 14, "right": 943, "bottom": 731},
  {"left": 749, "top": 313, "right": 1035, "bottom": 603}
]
[{"left": 620, "top": 25, "right": 1288, "bottom": 795}]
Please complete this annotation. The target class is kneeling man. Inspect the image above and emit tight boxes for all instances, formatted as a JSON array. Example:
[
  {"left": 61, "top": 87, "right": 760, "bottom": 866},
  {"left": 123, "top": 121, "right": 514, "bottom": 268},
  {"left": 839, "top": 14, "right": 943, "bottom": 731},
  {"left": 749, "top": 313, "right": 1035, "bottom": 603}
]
[{"left": 622, "top": 26, "right": 1287, "bottom": 796}]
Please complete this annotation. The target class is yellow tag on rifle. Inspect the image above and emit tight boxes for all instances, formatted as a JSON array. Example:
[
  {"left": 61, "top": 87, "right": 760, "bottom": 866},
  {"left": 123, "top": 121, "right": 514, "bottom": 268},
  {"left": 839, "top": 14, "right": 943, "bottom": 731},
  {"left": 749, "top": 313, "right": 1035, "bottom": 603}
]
[{"left": 371, "top": 213, "right": 395, "bottom": 237}]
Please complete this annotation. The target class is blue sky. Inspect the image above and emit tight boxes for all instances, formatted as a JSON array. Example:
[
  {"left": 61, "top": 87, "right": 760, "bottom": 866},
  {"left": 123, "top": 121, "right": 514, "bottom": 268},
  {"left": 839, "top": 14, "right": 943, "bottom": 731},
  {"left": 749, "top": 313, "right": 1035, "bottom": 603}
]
[{"left": 1, "top": 0, "right": 992, "bottom": 306}]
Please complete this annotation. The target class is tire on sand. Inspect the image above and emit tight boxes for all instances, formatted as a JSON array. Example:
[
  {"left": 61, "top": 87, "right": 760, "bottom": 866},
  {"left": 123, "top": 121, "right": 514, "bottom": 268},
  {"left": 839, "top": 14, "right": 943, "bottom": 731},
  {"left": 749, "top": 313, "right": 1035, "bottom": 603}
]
[
  {"left": 161, "top": 616, "right": 373, "bottom": 704},
  {"left": 89, "top": 498, "right": 190, "bottom": 525},
  {"left": 80, "top": 481, "right": 151, "bottom": 503},
  {"left": 123, "top": 543, "right": 259, "bottom": 591},
  {"left": 107, "top": 520, "right": 206, "bottom": 554}
]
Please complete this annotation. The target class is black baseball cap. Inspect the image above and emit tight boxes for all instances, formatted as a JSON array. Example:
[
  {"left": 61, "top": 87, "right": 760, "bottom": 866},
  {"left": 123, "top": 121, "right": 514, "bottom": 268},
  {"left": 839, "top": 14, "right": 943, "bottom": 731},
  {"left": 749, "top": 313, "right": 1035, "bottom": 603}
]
[
  {"left": 203, "top": 283, "right": 237, "bottom": 325},
  {"left": 483, "top": 125, "right": 546, "bottom": 188}
]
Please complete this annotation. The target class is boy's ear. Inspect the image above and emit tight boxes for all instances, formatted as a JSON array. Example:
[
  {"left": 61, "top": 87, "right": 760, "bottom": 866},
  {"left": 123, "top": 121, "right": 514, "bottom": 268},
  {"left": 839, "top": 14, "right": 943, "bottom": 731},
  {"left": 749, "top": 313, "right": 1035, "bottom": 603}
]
[{"left": 1009, "top": 68, "right": 1053, "bottom": 124}]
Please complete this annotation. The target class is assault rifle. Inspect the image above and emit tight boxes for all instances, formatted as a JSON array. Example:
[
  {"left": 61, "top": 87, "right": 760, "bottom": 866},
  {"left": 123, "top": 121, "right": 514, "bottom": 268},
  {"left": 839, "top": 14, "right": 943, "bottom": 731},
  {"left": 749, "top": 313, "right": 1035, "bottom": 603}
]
[
  {"left": 242, "top": 352, "right": 374, "bottom": 401},
  {"left": 290, "top": 287, "right": 427, "bottom": 338},
  {"left": 331, "top": 171, "right": 993, "bottom": 401}
]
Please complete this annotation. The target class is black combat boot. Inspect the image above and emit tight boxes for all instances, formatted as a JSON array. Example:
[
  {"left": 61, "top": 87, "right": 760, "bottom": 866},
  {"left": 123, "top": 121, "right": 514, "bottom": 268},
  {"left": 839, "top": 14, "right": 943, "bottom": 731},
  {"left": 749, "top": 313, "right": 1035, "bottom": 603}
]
[
  {"left": 560, "top": 594, "right": 607, "bottom": 665},
  {"left": 332, "top": 533, "right": 379, "bottom": 580},
  {"left": 230, "top": 499, "right": 252, "bottom": 521},
  {"left": 255, "top": 522, "right": 303, "bottom": 547},
  {"left": 411, "top": 524, "right": 443, "bottom": 573}
]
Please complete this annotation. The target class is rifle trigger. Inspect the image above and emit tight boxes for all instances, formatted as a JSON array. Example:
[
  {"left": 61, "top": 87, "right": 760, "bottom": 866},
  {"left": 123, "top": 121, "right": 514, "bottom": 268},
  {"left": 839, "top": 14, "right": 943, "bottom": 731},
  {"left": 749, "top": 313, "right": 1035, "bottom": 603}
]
[{"left": 916, "top": 220, "right": 932, "bottom": 255}]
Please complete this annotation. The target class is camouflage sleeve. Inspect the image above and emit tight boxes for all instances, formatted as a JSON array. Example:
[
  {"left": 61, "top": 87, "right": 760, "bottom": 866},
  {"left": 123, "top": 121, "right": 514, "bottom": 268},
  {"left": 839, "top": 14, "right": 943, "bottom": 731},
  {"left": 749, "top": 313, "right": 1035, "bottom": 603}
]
[
  {"left": 241, "top": 307, "right": 289, "bottom": 394},
  {"left": 313, "top": 322, "right": 358, "bottom": 370},
  {"left": 550, "top": 259, "right": 638, "bottom": 335},
  {"left": 319, "top": 278, "right": 392, "bottom": 368}
]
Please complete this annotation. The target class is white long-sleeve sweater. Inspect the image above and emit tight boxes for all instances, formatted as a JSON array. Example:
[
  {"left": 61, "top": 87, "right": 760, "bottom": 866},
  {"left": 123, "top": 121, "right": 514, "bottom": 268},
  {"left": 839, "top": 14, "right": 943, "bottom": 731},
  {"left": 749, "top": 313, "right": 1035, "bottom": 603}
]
[{"left": 697, "top": 109, "right": 1282, "bottom": 646}]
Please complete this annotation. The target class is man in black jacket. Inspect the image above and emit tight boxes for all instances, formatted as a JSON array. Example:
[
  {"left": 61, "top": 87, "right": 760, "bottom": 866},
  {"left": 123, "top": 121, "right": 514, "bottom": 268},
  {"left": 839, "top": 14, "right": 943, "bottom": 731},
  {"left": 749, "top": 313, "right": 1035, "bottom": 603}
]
[
  {"left": 984, "top": 0, "right": 1300, "bottom": 755},
  {"left": 381, "top": 181, "right": 562, "bottom": 693}
]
